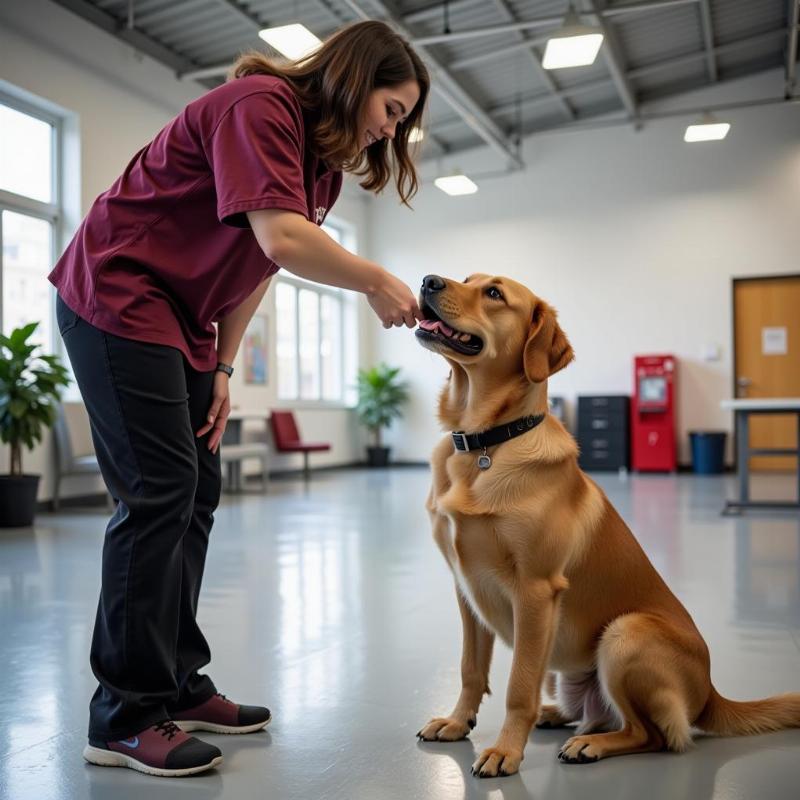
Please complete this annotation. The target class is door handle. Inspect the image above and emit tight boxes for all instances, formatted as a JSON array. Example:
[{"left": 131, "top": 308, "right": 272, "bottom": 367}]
[{"left": 736, "top": 376, "right": 752, "bottom": 398}]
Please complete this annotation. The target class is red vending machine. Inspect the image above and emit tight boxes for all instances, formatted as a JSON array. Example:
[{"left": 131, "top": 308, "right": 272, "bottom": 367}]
[{"left": 632, "top": 354, "right": 677, "bottom": 472}]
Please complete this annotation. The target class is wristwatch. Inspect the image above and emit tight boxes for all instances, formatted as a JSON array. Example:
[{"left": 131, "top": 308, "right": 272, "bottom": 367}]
[{"left": 216, "top": 362, "right": 234, "bottom": 377}]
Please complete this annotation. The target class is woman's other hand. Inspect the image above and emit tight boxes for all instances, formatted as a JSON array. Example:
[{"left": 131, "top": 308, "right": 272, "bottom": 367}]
[{"left": 196, "top": 371, "right": 231, "bottom": 453}]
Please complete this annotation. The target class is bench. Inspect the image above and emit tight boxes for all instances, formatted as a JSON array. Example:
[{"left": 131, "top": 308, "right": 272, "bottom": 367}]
[{"left": 219, "top": 442, "right": 269, "bottom": 492}]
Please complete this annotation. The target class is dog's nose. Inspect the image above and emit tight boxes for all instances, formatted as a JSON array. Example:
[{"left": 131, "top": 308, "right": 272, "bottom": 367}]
[{"left": 422, "top": 275, "right": 446, "bottom": 294}]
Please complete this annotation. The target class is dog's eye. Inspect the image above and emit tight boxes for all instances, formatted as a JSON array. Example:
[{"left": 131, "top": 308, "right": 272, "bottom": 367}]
[{"left": 486, "top": 286, "right": 504, "bottom": 300}]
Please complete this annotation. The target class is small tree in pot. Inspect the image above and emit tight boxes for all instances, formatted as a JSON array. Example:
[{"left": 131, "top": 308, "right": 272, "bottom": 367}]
[
  {"left": 0, "top": 322, "right": 70, "bottom": 527},
  {"left": 356, "top": 363, "right": 409, "bottom": 467}
]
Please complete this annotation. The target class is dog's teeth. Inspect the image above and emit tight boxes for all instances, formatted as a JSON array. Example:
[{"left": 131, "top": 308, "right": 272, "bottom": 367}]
[{"left": 459, "top": 333, "right": 471, "bottom": 342}]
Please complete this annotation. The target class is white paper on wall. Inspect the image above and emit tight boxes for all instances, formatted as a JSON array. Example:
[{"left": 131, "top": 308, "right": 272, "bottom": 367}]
[{"left": 761, "top": 326, "right": 788, "bottom": 356}]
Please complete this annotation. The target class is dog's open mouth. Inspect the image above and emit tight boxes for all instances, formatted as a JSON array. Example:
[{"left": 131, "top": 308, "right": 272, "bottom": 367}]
[{"left": 415, "top": 301, "right": 484, "bottom": 355}]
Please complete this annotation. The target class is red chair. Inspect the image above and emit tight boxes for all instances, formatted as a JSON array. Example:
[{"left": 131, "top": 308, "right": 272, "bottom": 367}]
[{"left": 269, "top": 410, "right": 331, "bottom": 478}]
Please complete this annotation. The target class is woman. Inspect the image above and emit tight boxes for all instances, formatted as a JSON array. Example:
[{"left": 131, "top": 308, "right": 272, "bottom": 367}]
[{"left": 49, "top": 20, "right": 429, "bottom": 778}]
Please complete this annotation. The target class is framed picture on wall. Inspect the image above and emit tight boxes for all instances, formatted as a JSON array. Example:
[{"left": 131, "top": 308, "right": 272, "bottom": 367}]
[{"left": 244, "top": 313, "right": 268, "bottom": 385}]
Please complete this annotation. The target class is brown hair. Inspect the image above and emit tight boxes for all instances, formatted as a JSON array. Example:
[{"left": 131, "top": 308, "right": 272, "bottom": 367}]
[{"left": 231, "top": 21, "right": 429, "bottom": 205}]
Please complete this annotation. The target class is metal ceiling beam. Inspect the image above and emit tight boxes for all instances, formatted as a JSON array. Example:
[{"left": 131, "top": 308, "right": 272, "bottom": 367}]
[
  {"left": 135, "top": 0, "right": 212, "bottom": 28},
  {"left": 411, "top": 17, "right": 568, "bottom": 45},
  {"left": 338, "top": 0, "right": 523, "bottom": 168},
  {"left": 51, "top": 0, "right": 201, "bottom": 74},
  {"left": 489, "top": 0, "right": 575, "bottom": 121},
  {"left": 584, "top": 0, "right": 638, "bottom": 118},
  {"left": 424, "top": 73, "right": 798, "bottom": 162},
  {"left": 404, "top": 0, "right": 698, "bottom": 26},
  {"left": 698, "top": 1, "right": 718, "bottom": 81},
  {"left": 450, "top": 34, "right": 553, "bottom": 72},
  {"left": 787, "top": 0, "right": 800, "bottom": 98},
  {"left": 404, "top": 0, "right": 483, "bottom": 26},
  {"left": 432, "top": 28, "right": 789, "bottom": 134},
  {"left": 523, "top": 91, "right": 800, "bottom": 139},
  {"left": 212, "top": 0, "right": 270, "bottom": 31}
]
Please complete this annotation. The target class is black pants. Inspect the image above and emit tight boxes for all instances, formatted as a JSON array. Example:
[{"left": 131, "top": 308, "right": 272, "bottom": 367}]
[{"left": 57, "top": 294, "right": 220, "bottom": 741}]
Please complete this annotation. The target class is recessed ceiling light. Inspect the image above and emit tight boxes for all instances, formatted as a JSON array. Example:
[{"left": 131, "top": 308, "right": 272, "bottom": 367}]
[
  {"left": 542, "top": 11, "right": 603, "bottom": 69},
  {"left": 258, "top": 24, "right": 321, "bottom": 60},
  {"left": 434, "top": 174, "right": 478, "bottom": 196},
  {"left": 684, "top": 121, "right": 731, "bottom": 142}
]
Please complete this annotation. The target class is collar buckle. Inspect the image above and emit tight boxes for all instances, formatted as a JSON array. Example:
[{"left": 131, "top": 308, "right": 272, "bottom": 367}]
[{"left": 452, "top": 432, "right": 471, "bottom": 452}]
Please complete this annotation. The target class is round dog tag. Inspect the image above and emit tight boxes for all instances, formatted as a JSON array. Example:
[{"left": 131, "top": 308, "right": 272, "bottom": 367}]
[{"left": 477, "top": 453, "right": 492, "bottom": 470}]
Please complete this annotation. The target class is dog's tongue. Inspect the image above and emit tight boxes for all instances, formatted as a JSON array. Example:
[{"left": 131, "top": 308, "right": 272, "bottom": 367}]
[{"left": 419, "top": 319, "right": 454, "bottom": 337}]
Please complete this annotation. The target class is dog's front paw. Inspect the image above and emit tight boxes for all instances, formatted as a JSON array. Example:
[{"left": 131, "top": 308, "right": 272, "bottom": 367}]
[
  {"left": 471, "top": 746, "right": 522, "bottom": 778},
  {"left": 417, "top": 716, "right": 475, "bottom": 742}
]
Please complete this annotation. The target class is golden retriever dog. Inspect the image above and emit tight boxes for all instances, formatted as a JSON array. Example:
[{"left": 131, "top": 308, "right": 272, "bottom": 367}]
[{"left": 414, "top": 273, "right": 800, "bottom": 778}]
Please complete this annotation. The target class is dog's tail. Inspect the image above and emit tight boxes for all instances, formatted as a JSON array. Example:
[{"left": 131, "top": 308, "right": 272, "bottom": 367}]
[{"left": 695, "top": 686, "right": 800, "bottom": 737}]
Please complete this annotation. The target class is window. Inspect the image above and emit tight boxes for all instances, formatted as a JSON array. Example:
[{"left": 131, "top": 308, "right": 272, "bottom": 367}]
[
  {"left": 275, "top": 221, "right": 355, "bottom": 404},
  {"left": 0, "top": 97, "right": 60, "bottom": 350}
]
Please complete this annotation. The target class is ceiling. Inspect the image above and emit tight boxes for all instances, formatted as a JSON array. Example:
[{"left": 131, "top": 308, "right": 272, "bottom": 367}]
[{"left": 50, "top": 0, "right": 799, "bottom": 164}]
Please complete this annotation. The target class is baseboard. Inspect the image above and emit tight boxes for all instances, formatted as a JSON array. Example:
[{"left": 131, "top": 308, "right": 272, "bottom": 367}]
[
  {"left": 36, "top": 493, "right": 109, "bottom": 512},
  {"left": 263, "top": 461, "right": 429, "bottom": 480}
]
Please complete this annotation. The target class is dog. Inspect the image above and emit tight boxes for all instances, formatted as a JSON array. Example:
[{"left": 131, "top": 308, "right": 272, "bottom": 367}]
[{"left": 414, "top": 273, "right": 800, "bottom": 778}]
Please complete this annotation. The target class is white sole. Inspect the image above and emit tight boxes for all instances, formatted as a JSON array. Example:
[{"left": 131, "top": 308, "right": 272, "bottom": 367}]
[
  {"left": 82, "top": 745, "right": 222, "bottom": 777},
  {"left": 174, "top": 716, "right": 271, "bottom": 735}
]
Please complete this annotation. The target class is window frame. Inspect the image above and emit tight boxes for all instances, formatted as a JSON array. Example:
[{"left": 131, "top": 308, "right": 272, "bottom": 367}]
[
  {"left": 276, "top": 274, "right": 347, "bottom": 408},
  {"left": 274, "top": 217, "right": 356, "bottom": 409},
  {"left": 0, "top": 90, "right": 62, "bottom": 349}
]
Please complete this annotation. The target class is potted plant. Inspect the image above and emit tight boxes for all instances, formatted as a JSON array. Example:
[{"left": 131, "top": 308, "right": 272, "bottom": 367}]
[
  {"left": 0, "top": 322, "right": 70, "bottom": 527},
  {"left": 356, "top": 363, "right": 409, "bottom": 467}
]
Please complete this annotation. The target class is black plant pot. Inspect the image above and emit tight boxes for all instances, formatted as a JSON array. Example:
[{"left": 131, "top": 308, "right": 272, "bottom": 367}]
[
  {"left": 366, "top": 446, "right": 391, "bottom": 468},
  {"left": 0, "top": 474, "right": 41, "bottom": 528}
]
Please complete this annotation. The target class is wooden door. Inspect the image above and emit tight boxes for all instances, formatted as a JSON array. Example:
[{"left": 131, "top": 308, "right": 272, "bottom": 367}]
[{"left": 733, "top": 276, "right": 800, "bottom": 471}]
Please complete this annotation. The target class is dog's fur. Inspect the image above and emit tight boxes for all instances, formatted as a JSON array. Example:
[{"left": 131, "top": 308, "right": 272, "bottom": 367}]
[{"left": 415, "top": 273, "right": 800, "bottom": 778}]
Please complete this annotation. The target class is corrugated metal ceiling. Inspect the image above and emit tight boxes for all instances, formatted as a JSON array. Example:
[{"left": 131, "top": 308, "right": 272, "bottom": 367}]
[{"left": 50, "top": 0, "right": 798, "bottom": 161}]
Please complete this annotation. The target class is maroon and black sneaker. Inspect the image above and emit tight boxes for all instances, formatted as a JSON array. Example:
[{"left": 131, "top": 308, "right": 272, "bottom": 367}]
[
  {"left": 83, "top": 719, "right": 222, "bottom": 777},
  {"left": 172, "top": 693, "right": 272, "bottom": 734}
]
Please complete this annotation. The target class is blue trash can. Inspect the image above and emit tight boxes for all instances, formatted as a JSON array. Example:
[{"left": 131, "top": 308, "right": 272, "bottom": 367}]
[{"left": 689, "top": 431, "right": 727, "bottom": 474}]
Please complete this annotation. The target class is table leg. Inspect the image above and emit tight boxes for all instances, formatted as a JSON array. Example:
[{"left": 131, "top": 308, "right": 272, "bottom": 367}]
[{"left": 737, "top": 409, "right": 749, "bottom": 504}]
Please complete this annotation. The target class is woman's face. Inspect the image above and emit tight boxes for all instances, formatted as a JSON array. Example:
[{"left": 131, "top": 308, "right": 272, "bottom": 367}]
[{"left": 358, "top": 79, "right": 421, "bottom": 151}]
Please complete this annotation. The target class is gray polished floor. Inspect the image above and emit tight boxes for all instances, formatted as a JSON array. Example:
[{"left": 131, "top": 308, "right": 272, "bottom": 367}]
[{"left": 1, "top": 467, "right": 799, "bottom": 800}]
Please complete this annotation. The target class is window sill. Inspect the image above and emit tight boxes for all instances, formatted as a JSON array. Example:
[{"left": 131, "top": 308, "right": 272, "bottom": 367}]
[{"left": 275, "top": 400, "right": 356, "bottom": 411}]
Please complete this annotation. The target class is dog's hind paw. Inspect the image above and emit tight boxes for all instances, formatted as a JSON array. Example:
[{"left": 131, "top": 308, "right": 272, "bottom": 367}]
[
  {"left": 536, "top": 704, "right": 572, "bottom": 729},
  {"left": 558, "top": 736, "right": 601, "bottom": 764}
]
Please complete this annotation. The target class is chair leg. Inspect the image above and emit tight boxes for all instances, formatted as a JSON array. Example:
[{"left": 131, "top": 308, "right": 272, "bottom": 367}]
[
  {"left": 52, "top": 474, "right": 61, "bottom": 512},
  {"left": 303, "top": 452, "right": 310, "bottom": 480}
]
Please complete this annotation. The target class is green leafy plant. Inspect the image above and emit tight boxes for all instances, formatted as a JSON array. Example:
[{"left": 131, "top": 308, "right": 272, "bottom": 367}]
[
  {"left": 0, "top": 322, "right": 70, "bottom": 475},
  {"left": 356, "top": 363, "right": 409, "bottom": 448}
]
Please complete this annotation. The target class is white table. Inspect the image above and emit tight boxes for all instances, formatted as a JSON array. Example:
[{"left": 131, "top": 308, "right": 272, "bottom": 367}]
[{"left": 720, "top": 398, "right": 800, "bottom": 514}]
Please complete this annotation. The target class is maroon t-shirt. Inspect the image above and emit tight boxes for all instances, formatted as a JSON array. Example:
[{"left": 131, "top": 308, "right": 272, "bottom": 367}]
[{"left": 49, "top": 75, "right": 343, "bottom": 370}]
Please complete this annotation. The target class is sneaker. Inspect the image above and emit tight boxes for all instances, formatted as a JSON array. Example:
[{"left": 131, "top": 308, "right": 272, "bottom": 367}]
[
  {"left": 172, "top": 693, "right": 272, "bottom": 734},
  {"left": 83, "top": 719, "right": 222, "bottom": 777}
]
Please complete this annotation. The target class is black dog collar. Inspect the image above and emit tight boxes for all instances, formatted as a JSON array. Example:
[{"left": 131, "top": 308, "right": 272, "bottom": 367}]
[{"left": 452, "top": 413, "right": 546, "bottom": 454}]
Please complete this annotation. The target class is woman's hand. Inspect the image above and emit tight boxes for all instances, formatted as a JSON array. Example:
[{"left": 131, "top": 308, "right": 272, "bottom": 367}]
[
  {"left": 367, "top": 270, "right": 423, "bottom": 328},
  {"left": 195, "top": 371, "right": 231, "bottom": 454}
]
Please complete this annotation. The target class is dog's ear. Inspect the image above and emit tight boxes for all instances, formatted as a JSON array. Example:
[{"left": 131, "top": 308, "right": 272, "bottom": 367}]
[{"left": 523, "top": 302, "right": 574, "bottom": 383}]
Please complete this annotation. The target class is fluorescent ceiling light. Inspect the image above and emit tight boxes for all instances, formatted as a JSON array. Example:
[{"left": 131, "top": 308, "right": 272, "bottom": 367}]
[
  {"left": 408, "top": 127, "right": 424, "bottom": 143},
  {"left": 258, "top": 24, "right": 321, "bottom": 60},
  {"left": 542, "top": 11, "right": 603, "bottom": 69},
  {"left": 434, "top": 174, "right": 478, "bottom": 196},
  {"left": 683, "top": 121, "right": 731, "bottom": 142}
]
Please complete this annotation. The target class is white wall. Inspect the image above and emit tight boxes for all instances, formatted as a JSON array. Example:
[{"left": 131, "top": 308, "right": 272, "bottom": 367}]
[
  {"left": 0, "top": 0, "right": 372, "bottom": 500},
  {"left": 368, "top": 70, "right": 800, "bottom": 466}
]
